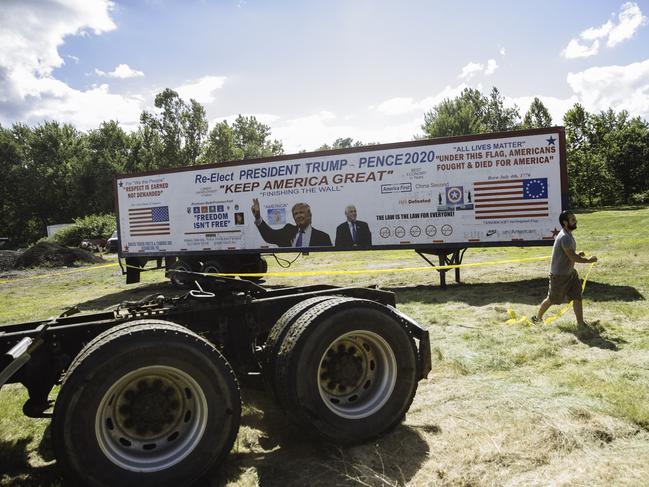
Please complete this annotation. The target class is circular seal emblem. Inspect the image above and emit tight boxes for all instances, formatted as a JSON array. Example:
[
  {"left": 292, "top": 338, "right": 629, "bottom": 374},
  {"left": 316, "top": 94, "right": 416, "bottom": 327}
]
[
  {"left": 410, "top": 225, "right": 421, "bottom": 237},
  {"left": 379, "top": 227, "right": 391, "bottom": 238},
  {"left": 425, "top": 225, "right": 437, "bottom": 237},
  {"left": 395, "top": 226, "right": 406, "bottom": 238},
  {"left": 447, "top": 187, "right": 463, "bottom": 204},
  {"left": 441, "top": 224, "right": 453, "bottom": 236}
]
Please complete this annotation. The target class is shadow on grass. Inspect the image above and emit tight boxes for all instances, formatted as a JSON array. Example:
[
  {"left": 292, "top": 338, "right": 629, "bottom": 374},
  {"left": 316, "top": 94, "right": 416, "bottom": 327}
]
[
  {"left": 216, "top": 385, "right": 431, "bottom": 486},
  {"left": 390, "top": 278, "right": 644, "bottom": 306},
  {"left": 1, "top": 383, "right": 428, "bottom": 486},
  {"left": 73, "top": 281, "right": 182, "bottom": 311},
  {"left": 0, "top": 437, "right": 62, "bottom": 487},
  {"left": 558, "top": 321, "right": 627, "bottom": 351}
]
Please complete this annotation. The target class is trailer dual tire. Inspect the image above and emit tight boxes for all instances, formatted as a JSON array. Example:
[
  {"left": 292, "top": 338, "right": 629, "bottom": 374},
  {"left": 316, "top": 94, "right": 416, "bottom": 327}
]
[
  {"left": 201, "top": 259, "right": 225, "bottom": 275},
  {"left": 240, "top": 255, "right": 267, "bottom": 282},
  {"left": 263, "top": 296, "right": 345, "bottom": 403},
  {"left": 52, "top": 320, "right": 241, "bottom": 487},
  {"left": 274, "top": 298, "right": 419, "bottom": 444},
  {"left": 168, "top": 260, "right": 197, "bottom": 288}
]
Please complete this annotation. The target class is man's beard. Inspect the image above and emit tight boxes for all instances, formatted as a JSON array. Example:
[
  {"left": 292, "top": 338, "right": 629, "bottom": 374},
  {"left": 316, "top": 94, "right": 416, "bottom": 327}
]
[{"left": 568, "top": 223, "right": 577, "bottom": 230}]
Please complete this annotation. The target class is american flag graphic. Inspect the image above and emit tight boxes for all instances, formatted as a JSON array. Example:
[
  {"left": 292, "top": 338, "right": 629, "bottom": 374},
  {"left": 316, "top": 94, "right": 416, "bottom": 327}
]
[
  {"left": 473, "top": 178, "right": 549, "bottom": 220},
  {"left": 128, "top": 206, "right": 170, "bottom": 236}
]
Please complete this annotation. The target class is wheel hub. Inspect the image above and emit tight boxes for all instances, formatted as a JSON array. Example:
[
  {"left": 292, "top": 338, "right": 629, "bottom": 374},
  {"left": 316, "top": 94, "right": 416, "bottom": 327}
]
[
  {"left": 320, "top": 344, "right": 366, "bottom": 394},
  {"left": 317, "top": 331, "right": 398, "bottom": 419},
  {"left": 116, "top": 379, "right": 181, "bottom": 437},
  {"left": 96, "top": 366, "right": 209, "bottom": 472}
]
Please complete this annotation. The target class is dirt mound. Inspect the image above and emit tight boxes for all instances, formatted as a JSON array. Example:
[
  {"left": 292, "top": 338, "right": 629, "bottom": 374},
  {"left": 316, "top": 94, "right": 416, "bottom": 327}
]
[
  {"left": 14, "top": 241, "right": 104, "bottom": 269},
  {"left": 0, "top": 250, "right": 21, "bottom": 271}
]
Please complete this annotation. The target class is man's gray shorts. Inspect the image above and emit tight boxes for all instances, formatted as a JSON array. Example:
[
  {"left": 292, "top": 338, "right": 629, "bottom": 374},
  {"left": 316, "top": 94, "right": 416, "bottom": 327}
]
[{"left": 547, "top": 269, "right": 582, "bottom": 304}]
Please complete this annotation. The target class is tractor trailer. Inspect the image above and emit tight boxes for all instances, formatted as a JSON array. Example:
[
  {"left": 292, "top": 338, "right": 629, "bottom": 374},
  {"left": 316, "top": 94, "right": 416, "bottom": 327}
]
[{"left": 116, "top": 127, "right": 567, "bottom": 285}]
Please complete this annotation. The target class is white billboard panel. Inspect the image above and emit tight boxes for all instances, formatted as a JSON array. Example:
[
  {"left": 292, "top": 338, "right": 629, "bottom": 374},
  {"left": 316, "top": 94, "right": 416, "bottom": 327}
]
[{"left": 116, "top": 129, "right": 565, "bottom": 256}]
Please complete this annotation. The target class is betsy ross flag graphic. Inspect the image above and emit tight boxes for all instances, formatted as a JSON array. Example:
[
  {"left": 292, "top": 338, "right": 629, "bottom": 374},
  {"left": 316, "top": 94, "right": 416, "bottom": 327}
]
[
  {"left": 473, "top": 178, "right": 548, "bottom": 220},
  {"left": 128, "top": 206, "right": 170, "bottom": 236}
]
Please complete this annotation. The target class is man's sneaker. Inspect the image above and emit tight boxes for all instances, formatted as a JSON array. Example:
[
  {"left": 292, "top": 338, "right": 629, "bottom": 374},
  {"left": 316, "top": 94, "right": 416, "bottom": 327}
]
[{"left": 530, "top": 316, "right": 542, "bottom": 324}]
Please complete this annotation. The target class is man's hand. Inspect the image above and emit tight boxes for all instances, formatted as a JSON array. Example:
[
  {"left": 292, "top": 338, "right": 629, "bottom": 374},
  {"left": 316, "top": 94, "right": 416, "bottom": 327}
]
[
  {"left": 589, "top": 255, "right": 598, "bottom": 263},
  {"left": 251, "top": 198, "right": 261, "bottom": 220},
  {"left": 578, "top": 251, "right": 586, "bottom": 257}
]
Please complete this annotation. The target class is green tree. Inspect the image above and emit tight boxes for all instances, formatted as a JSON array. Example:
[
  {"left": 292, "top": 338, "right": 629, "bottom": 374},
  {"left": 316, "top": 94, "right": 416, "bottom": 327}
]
[
  {"left": 73, "top": 121, "right": 132, "bottom": 215},
  {"left": 601, "top": 116, "right": 649, "bottom": 203},
  {"left": 203, "top": 115, "right": 283, "bottom": 163},
  {"left": 421, "top": 87, "right": 487, "bottom": 138},
  {"left": 1, "top": 122, "right": 87, "bottom": 244},
  {"left": 139, "top": 89, "right": 208, "bottom": 169},
  {"left": 0, "top": 124, "right": 30, "bottom": 246},
  {"left": 484, "top": 87, "right": 521, "bottom": 132},
  {"left": 421, "top": 87, "right": 520, "bottom": 138},
  {"left": 522, "top": 97, "right": 553, "bottom": 128},
  {"left": 316, "top": 137, "right": 369, "bottom": 151},
  {"left": 562, "top": 104, "right": 638, "bottom": 207}
]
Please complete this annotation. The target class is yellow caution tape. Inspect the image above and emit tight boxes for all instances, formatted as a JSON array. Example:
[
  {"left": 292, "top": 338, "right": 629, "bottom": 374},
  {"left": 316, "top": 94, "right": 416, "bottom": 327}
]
[
  {"left": 0, "top": 263, "right": 119, "bottom": 283},
  {"left": 196, "top": 255, "right": 551, "bottom": 278},
  {"left": 0, "top": 255, "right": 550, "bottom": 284},
  {"left": 505, "top": 261, "right": 596, "bottom": 326}
]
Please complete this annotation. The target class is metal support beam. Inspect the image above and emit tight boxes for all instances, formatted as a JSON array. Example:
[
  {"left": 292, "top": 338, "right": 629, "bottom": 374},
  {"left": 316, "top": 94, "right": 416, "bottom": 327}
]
[{"left": 416, "top": 248, "right": 468, "bottom": 289}]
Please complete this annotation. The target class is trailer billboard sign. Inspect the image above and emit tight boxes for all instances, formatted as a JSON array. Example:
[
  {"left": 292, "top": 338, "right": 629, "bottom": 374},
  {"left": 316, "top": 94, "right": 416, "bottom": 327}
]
[{"left": 115, "top": 127, "right": 566, "bottom": 257}]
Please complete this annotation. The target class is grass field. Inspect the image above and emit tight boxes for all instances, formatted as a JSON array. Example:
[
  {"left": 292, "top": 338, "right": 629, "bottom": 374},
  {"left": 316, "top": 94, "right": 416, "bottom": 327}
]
[{"left": 1, "top": 207, "right": 648, "bottom": 486}]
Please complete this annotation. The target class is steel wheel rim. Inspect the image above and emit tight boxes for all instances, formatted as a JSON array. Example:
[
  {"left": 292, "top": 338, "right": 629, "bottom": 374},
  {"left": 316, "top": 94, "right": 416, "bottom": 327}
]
[
  {"left": 96, "top": 365, "right": 208, "bottom": 472},
  {"left": 317, "top": 330, "right": 397, "bottom": 419}
]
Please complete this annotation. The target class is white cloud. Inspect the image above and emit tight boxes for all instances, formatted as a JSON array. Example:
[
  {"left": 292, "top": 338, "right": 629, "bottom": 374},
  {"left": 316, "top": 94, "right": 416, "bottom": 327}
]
[
  {"left": 373, "top": 97, "right": 422, "bottom": 116},
  {"left": 458, "top": 59, "right": 498, "bottom": 79},
  {"left": 562, "top": 2, "right": 647, "bottom": 58},
  {"left": 210, "top": 113, "right": 281, "bottom": 126},
  {"left": 459, "top": 62, "right": 484, "bottom": 80},
  {"left": 484, "top": 59, "right": 498, "bottom": 75},
  {"left": 270, "top": 111, "right": 422, "bottom": 154},
  {"left": 567, "top": 59, "right": 649, "bottom": 117},
  {"left": 275, "top": 84, "right": 474, "bottom": 153},
  {"left": 499, "top": 47, "right": 506, "bottom": 56},
  {"left": 0, "top": 0, "right": 144, "bottom": 130},
  {"left": 562, "top": 39, "right": 600, "bottom": 59},
  {"left": 607, "top": 2, "right": 647, "bottom": 46},
  {"left": 175, "top": 76, "right": 227, "bottom": 104},
  {"left": 510, "top": 95, "right": 579, "bottom": 125},
  {"left": 510, "top": 59, "right": 649, "bottom": 125},
  {"left": 372, "top": 84, "right": 469, "bottom": 116},
  {"left": 95, "top": 63, "right": 144, "bottom": 78},
  {"left": 581, "top": 21, "right": 613, "bottom": 41}
]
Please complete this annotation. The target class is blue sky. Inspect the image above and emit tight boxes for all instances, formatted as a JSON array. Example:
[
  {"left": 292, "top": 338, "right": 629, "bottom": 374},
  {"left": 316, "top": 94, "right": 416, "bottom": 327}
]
[{"left": 1, "top": 0, "right": 648, "bottom": 152}]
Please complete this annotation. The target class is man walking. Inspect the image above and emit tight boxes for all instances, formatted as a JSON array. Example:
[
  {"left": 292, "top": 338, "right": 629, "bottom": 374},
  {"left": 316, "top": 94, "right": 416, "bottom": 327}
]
[{"left": 533, "top": 210, "right": 597, "bottom": 325}]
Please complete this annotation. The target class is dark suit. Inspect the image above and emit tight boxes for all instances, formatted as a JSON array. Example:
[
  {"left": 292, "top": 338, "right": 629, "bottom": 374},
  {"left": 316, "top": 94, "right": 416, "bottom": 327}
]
[
  {"left": 335, "top": 220, "right": 372, "bottom": 248},
  {"left": 256, "top": 221, "right": 332, "bottom": 247}
]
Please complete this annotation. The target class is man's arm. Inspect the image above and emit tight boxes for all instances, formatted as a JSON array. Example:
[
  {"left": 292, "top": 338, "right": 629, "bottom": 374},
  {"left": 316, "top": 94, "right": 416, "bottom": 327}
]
[{"left": 563, "top": 245, "right": 598, "bottom": 263}]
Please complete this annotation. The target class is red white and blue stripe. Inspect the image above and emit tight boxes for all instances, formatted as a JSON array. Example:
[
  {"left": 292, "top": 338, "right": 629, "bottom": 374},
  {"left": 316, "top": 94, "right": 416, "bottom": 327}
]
[
  {"left": 128, "top": 206, "right": 170, "bottom": 236},
  {"left": 473, "top": 178, "right": 549, "bottom": 220}
]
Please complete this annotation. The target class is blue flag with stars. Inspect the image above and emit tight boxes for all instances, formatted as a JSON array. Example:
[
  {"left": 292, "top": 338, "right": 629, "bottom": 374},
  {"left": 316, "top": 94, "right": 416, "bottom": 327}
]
[{"left": 523, "top": 178, "right": 548, "bottom": 199}]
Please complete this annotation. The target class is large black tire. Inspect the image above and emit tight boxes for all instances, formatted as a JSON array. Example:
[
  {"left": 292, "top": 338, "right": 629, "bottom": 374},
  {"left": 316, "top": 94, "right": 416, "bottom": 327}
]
[
  {"left": 274, "top": 298, "right": 419, "bottom": 444},
  {"left": 241, "top": 255, "right": 267, "bottom": 282},
  {"left": 167, "top": 259, "right": 197, "bottom": 288},
  {"left": 200, "top": 259, "right": 226, "bottom": 275},
  {"left": 52, "top": 320, "right": 241, "bottom": 487},
  {"left": 262, "top": 296, "right": 344, "bottom": 403}
]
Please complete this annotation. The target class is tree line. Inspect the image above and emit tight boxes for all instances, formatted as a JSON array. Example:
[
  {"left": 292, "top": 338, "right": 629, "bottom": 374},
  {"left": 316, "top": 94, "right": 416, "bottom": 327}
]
[{"left": 1, "top": 86, "right": 647, "bottom": 247}]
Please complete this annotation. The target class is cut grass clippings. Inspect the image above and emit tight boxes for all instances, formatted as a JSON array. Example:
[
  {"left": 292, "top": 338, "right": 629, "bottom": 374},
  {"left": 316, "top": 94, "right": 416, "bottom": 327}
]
[{"left": 1, "top": 206, "right": 649, "bottom": 486}]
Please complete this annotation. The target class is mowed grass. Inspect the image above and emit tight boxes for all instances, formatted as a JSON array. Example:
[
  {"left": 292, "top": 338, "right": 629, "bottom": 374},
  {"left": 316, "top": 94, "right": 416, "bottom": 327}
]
[{"left": 1, "top": 206, "right": 648, "bottom": 486}]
